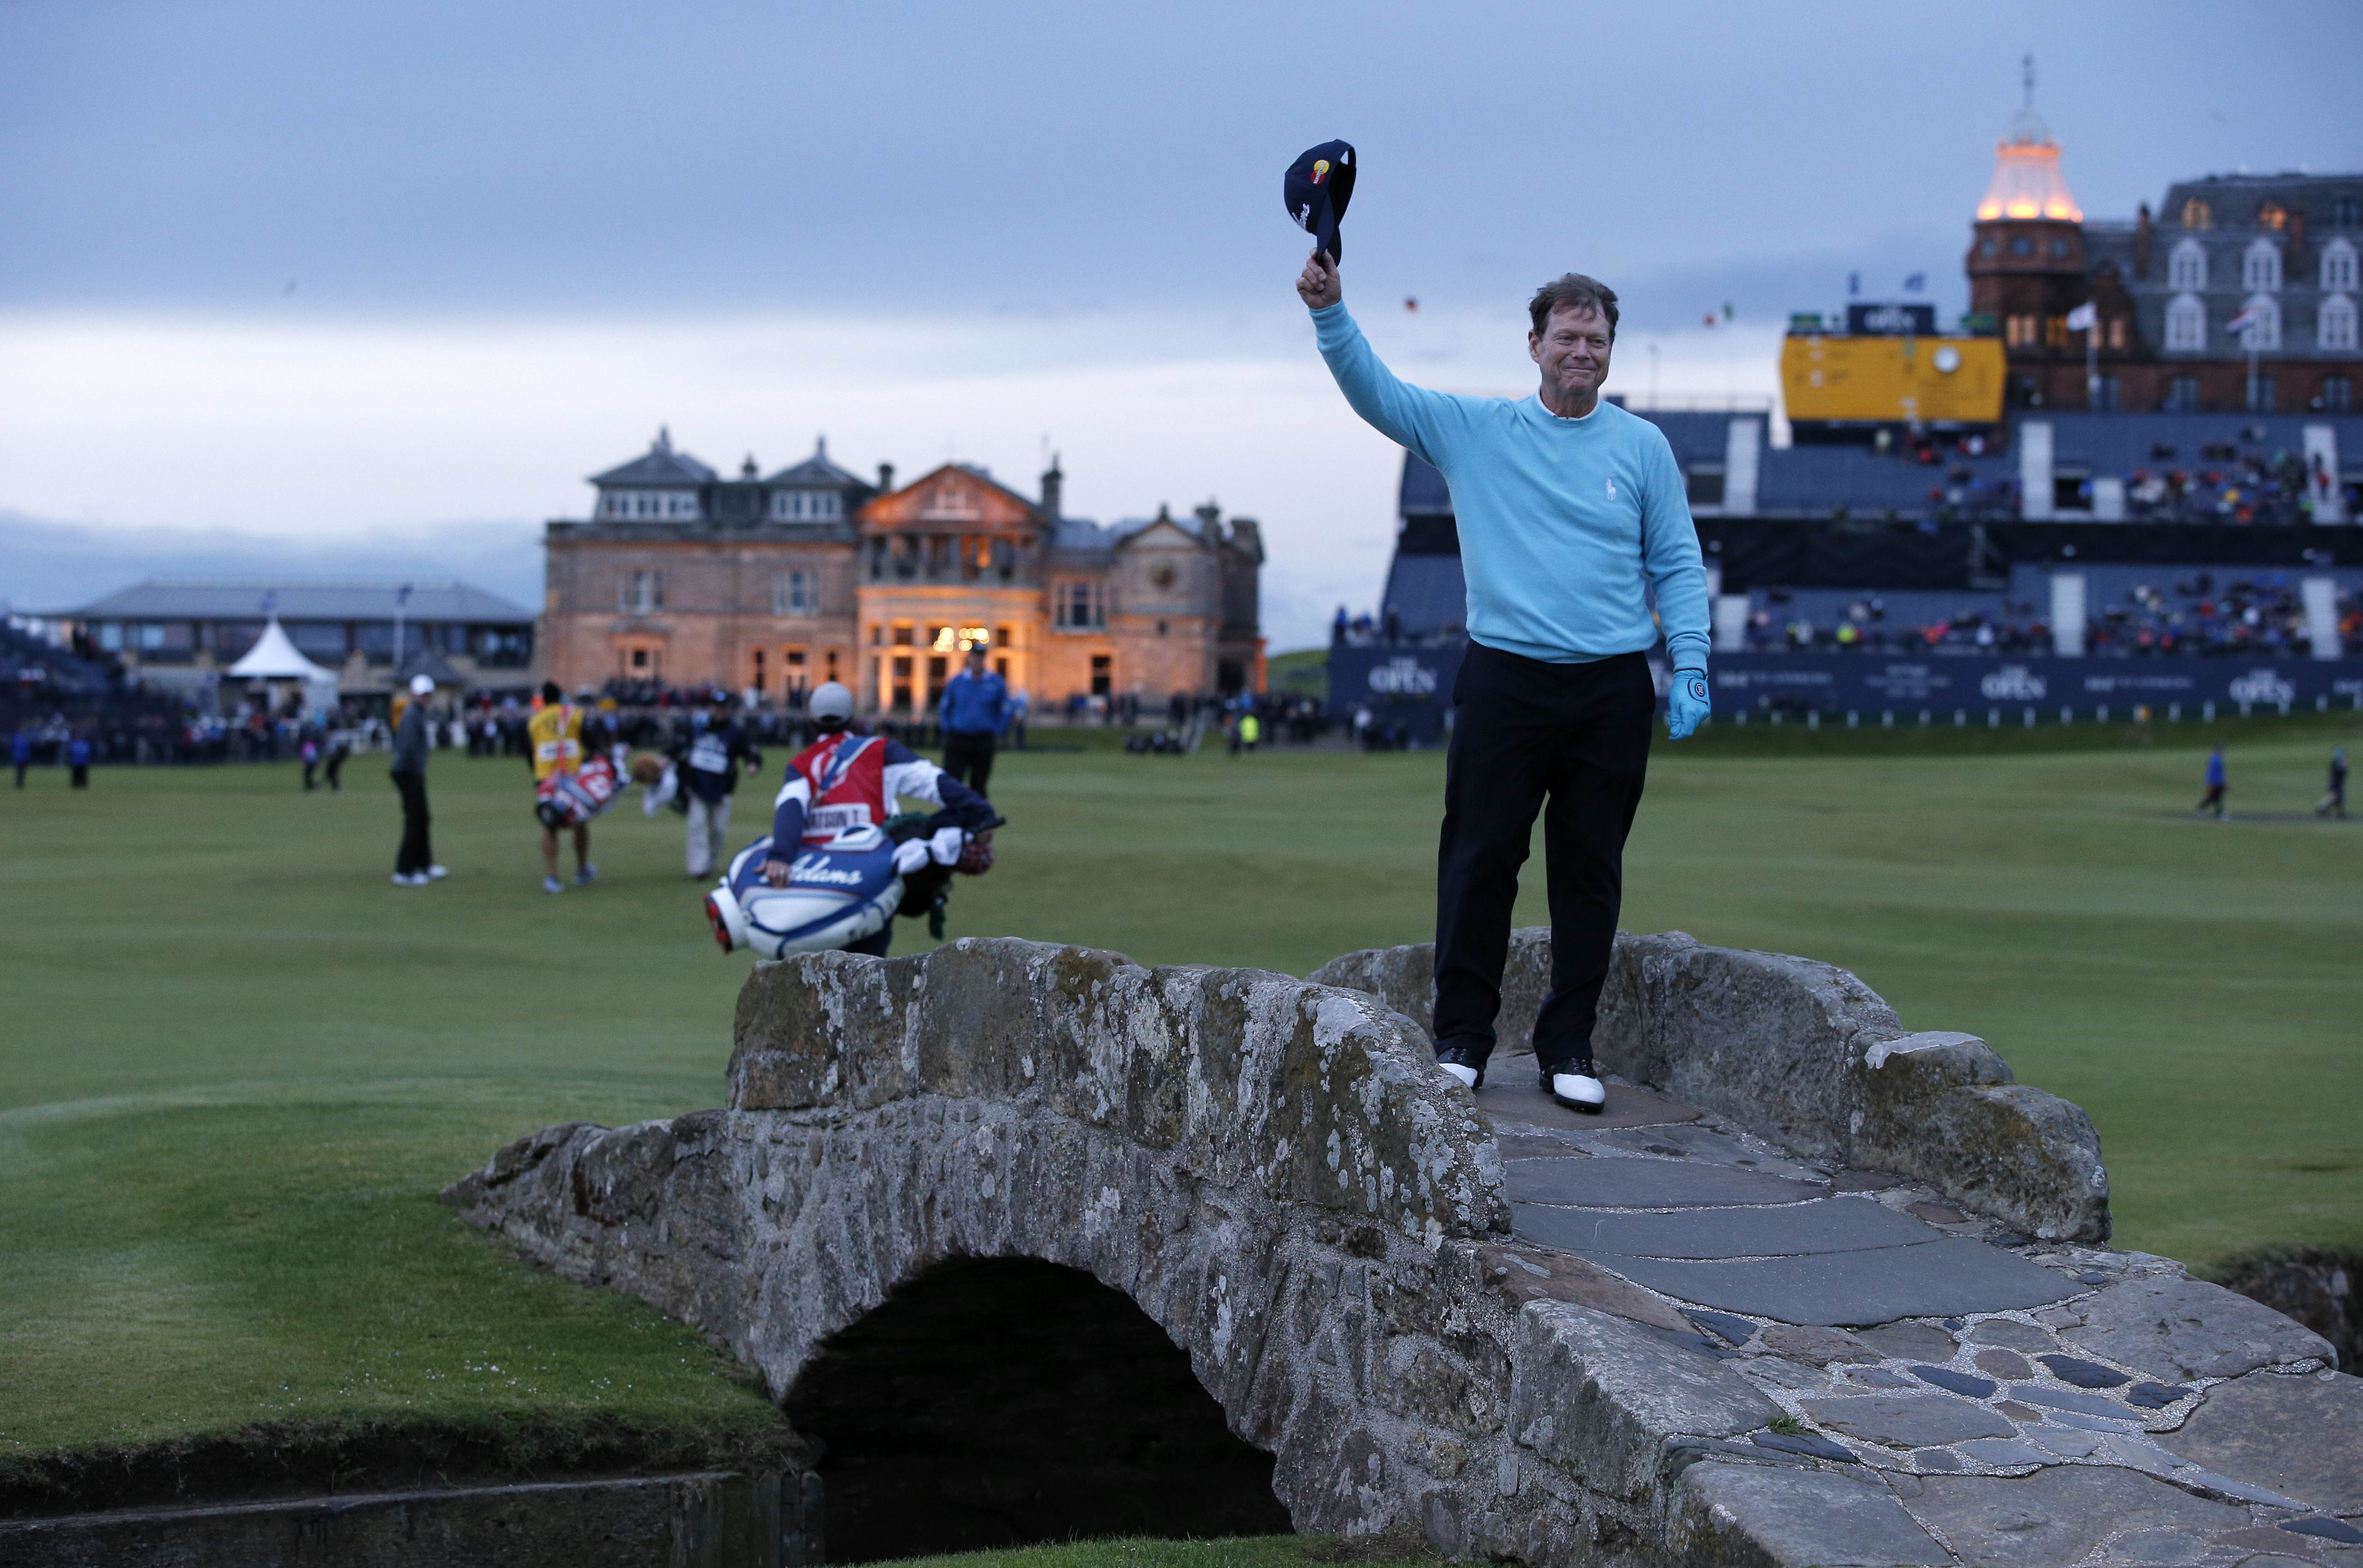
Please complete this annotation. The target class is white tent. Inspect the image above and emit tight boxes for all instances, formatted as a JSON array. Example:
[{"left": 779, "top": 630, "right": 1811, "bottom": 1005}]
[
  {"left": 226, "top": 616, "right": 342, "bottom": 718},
  {"left": 227, "top": 616, "right": 335, "bottom": 681}
]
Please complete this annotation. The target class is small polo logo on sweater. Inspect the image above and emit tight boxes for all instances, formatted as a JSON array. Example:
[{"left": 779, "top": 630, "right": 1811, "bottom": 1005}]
[{"left": 1605, "top": 478, "right": 1616, "bottom": 500}]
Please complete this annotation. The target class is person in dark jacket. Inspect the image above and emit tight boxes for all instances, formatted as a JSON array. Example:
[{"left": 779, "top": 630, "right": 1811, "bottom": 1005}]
[
  {"left": 67, "top": 735, "right": 91, "bottom": 788},
  {"left": 937, "top": 646, "right": 1008, "bottom": 796},
  {"left": 673, "top": 696, "right": 763, "bottom": 878},
  {"left": 12, "top": 730, "right": 29, "bottom": 788},
  {"left": 2317, "top": 745, "right": 2348, "bottom": 819},
  {"left": 391, "top": 675, "right": 446, "bottom": 886}
]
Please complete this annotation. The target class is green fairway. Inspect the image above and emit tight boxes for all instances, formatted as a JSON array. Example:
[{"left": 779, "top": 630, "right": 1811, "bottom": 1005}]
[{"left": 2, "top": 724, "right": 2358, "bottom": 1467}]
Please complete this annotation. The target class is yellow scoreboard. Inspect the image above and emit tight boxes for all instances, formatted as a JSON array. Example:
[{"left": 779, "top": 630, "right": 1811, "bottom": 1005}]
[{"left": 1780, "top": 334, "right": 2006, "bottom": 427}]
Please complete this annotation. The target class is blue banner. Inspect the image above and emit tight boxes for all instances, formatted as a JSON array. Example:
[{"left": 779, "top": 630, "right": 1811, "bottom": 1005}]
[
  {"left": 1711, "top": 654, "right": 2363, "bottom": 718},
  {"left": 1331, "top": 643, "right": 2363, "bottom": 728},
  {"left": 1326, "top": 645, "right": 1467, "bottom": 742}
]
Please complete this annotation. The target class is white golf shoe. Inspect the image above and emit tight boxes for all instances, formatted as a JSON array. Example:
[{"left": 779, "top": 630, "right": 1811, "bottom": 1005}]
[
  {"left": 1435, "top": 1043, "right": 1487, "bottom": 1091},
  {"left": 1545, "top": 1063, "right": 1607, "bottom": 1113}
]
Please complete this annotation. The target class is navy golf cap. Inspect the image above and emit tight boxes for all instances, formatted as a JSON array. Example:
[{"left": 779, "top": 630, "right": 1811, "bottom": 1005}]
[{"left": 1284, "top": 140, "right": 1356, "bottom": 263}]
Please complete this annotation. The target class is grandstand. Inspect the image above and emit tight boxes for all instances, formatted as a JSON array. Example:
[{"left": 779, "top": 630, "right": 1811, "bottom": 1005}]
[{"left": 1328, "top": 410, "right": 2363, "bottom": 735}]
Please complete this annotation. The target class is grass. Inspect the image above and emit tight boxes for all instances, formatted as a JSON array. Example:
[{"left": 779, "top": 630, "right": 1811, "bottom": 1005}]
[{"left": 2, "top": 719, "right": 2359, "bottom": 1474}]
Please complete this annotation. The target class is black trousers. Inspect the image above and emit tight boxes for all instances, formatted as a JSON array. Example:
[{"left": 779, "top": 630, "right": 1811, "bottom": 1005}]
[
  {"left": 942, "top": 730, "right": 996, "bottom": 797},
  {"left": 1434, "top": 645, "right": 1653, "bottom": 1073},
  {"left": 393, "top": 771, "right": 433, "bottom": 874}
]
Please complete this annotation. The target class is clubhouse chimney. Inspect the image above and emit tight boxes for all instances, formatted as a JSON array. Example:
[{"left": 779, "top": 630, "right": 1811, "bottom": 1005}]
[
  {"left": 1040, "top": 455, "right": 1063, "bottom": 521},
  {"left": 877, "top": 462, "right": 895, "bottom": 494}
]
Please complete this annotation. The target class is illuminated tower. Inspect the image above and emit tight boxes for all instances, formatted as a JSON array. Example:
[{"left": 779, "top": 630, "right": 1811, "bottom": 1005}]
[{"left": 1965, "top": 58, "right": 2092, "bottom": 406}]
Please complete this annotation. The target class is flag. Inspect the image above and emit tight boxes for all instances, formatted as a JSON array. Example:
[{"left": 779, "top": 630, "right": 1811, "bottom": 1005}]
[
  {"left": 2225, "top": 305, "right": 2260, "bottom": 335},
  {"left": 1903, "top": 273, "right": 1926, "bottom": 293},
  {"left": 1848, "top": 271, "right": 1860, "bottom": 296},
  {"left": 1722, "top": 301, "right": 1735, "bottom": 321},
  {"left": 1702, "top": 312, "right": 1717, "bottom": 328},
  {"left": 2065, "top": 302, "right": 2098, "bottom": 332},
  {"left": 1403, "top": 296, "right": 1419, "bottom": 312}
]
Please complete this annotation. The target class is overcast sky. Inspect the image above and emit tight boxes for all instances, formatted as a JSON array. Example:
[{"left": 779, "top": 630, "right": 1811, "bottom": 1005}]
[{"left": 5, "top": 0, "right": 2359, "bottom": 643}]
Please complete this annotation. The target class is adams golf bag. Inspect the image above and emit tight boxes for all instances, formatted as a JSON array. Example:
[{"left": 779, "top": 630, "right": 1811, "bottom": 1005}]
[{"left": 703, "top": 825, "right": 904, "bottom": 958}]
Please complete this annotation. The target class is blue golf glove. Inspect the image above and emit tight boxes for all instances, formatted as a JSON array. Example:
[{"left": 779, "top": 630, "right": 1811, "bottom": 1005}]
[{"left": 1667, "top": 668, "right": 1711, "bottom": 740}]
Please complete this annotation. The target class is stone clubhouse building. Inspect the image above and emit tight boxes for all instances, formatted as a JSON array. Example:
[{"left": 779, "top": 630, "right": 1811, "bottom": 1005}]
[{"left": 537, "top": 431, "right": 1266, "bottom": 714}]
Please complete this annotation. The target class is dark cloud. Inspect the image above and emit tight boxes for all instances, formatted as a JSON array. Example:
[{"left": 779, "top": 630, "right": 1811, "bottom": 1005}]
[{"left": 6, "top": 0, "right": 2355, "bottom": 320}]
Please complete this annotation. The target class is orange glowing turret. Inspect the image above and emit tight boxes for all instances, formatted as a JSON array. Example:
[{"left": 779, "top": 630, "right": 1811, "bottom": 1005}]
[{"left": 1975, "top": 99, "right": 2081, "bottom": 223}]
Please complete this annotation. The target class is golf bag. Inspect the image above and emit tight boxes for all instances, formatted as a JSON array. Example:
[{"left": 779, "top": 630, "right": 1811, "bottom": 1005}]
[
  {"left": 535, "top": 753, "right": 621, "bottom": 830},
  {"left": 704, "top": 825, "right": 904, "bottom": 959}
]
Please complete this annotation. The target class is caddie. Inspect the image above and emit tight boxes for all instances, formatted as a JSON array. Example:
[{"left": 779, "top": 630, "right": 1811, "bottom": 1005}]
[
  {"left": 761, "top": 681, "right": 995, "bottom": 955},
  {"left": 1296, "top": 229, "right": 1710, "bottom": 1114}
]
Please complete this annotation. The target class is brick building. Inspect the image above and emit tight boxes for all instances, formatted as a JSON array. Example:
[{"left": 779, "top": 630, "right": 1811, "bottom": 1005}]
[
  {"left": 538, "top": 431, "right": 1264, "bottom": 713},
  {"left": 1967, "top": 93, "right": 2361, "bottom": 415}
]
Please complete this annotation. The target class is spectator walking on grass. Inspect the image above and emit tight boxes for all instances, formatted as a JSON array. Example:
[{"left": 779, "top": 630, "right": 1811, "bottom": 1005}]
[
  {"left": 390, "top": 675, "right": 446, "bottom": 885},
  {"left": 67, "top": 735, "right": 91, "bottom": 789},
  {"left": 2197, "top": 746, "right": 2228, "bottom": 820},
  {"left": 938, "top": 645, "right": 1008, "bottom": 796},
  {"left": 2316, "top": 746, "right": 2348, "bottom": 820},
  {"left": 674, "top": 694, "right": 762, "bottom": 879},
  {"left": 1301, "top": 248, "right": 1710, "bottom": 1116},
  {"left": 12, "top": 729, "right": 28, "bottom": 788}
]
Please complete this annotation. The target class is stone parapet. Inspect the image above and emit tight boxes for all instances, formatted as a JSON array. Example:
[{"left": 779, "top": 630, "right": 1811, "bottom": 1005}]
[
  {"left": 725, "top": 939, "right": 1507, "bottom": 1243},
  {"left": 1309, "top": 929, "right": 2111, "bottom": 1244}
]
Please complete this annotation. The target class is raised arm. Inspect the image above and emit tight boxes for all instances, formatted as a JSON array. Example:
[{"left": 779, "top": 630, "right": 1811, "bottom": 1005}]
[{"left": 1298, "top": 250, "right": 1467, "bottom": 466}]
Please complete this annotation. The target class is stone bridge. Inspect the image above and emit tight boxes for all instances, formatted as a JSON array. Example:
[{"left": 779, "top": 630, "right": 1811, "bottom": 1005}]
[{"left": 445, "top": 934, "right": 2359, "bottom": 1568}]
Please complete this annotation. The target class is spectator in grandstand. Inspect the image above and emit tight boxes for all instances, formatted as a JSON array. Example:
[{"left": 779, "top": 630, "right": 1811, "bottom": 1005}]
[
  {"left": 529, "top": 680, "right": 595, "bottom": 893},
  {"left": 67, "top": 734, "right": 91, "bottom": 789},
  {"left": 12, "top": 729, "right": 28, "bottom": 789},
  {"left": 2197, "top": 747, "right": 2228, "bottom": 821},
  {"left": 1301, "top": 250, "right": 1709, "bottom": 1116},
  {"left": 937, "top": 645, "right": 1008, "bottom": 796},
  {"left": 672, "top": 694, "right": 762, "bottom": 879},
  {"left": 390, "top": 675, "right": 445, "bottom": 885},
  {"left": 2317, "top": 747, "right": 2348, "bottom": 820}
]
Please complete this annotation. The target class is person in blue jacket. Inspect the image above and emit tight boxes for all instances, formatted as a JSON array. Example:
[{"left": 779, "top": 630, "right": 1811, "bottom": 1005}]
[
  {"left": 67, "top": 734, "right": 92, "bottom": 789},
  {"left": 937, "top": 645, "right": 1009, "bottom": 797},
  {"left": 12, "top": 729, "right": 29, "bottom": 788},
  {"left": 1299, "top": 246, "right": 1711, "bottom": 1116},
  {"left": 2198, "top": 747, "right": 2228, "bottom": 819}
]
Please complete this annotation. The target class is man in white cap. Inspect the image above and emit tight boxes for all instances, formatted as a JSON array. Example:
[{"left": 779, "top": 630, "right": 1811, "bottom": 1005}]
[
  {"left": 389, "top": 673, "right": 447, "bottom": 887},
  {"left": 762, "top": 681, "right": 995, "bottom": 955}
]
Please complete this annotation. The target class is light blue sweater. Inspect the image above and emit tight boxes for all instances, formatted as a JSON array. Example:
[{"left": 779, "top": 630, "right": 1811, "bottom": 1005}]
[{"left": 1314, "top": 302, "right": 1710, "bottom": 671}]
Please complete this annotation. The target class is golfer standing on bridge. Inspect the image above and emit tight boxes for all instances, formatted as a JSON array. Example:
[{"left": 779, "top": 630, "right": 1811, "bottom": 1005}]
[{"left": 1297, "top": 246, "right": 1711, "bottom": 1114}]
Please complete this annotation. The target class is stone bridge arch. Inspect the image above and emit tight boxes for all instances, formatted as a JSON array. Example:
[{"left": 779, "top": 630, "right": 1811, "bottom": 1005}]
[
  {"left": 450, "top": 935, "right": 2347, "bottom": 1568},
  {"left": 449, "top": 939, "right": 1512, "bottom": 1556}
]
